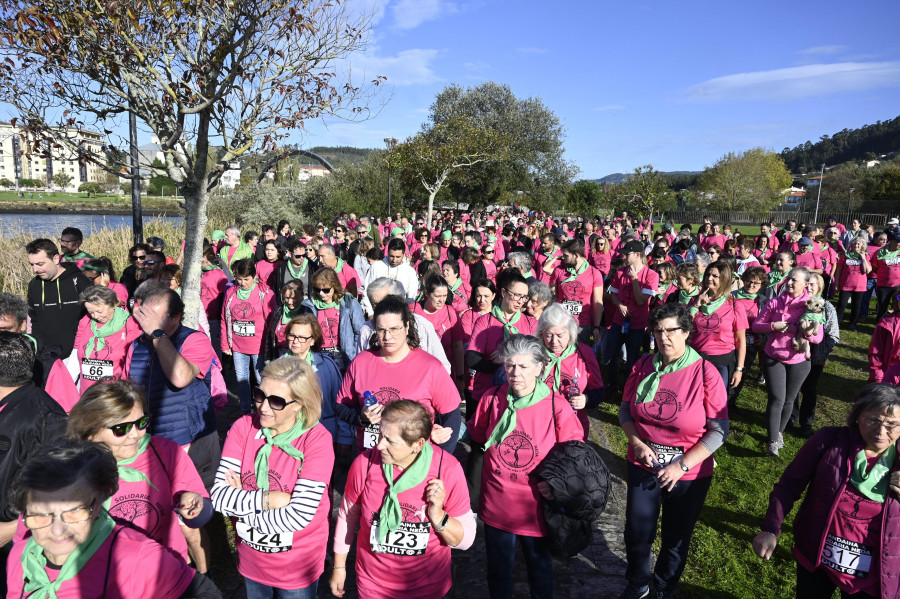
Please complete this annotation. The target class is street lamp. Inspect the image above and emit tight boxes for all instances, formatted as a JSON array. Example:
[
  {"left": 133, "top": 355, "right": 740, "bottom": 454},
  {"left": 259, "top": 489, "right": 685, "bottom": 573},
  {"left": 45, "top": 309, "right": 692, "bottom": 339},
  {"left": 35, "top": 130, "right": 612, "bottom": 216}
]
[
  {"left": 384, "top": 137, "right": 397, "bottom": 216},
  {"left": 847, "top": 187, "right": 855, "bottom": 220}
]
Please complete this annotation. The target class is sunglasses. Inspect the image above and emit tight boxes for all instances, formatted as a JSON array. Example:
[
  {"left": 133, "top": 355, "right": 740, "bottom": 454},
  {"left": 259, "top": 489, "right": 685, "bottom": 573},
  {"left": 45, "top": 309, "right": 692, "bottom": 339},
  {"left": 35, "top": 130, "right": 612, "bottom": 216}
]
[
  {"left": 292, "top": 253, "right": 304, "bottom": 259},
  {"left": 313, "top": 287, "right": 332, "bottom": 294},
  {"left": 133, "top": 255, "right": 147, "bottom": 261},
  {"left": 252, "top": 387, "right": 296, "bottom": 411},
  {"left": 108, "top": 415, "right": 151, "bottom": 437},
  {"left": 144, "top": 260, "right": 157, "bottom": 265}
]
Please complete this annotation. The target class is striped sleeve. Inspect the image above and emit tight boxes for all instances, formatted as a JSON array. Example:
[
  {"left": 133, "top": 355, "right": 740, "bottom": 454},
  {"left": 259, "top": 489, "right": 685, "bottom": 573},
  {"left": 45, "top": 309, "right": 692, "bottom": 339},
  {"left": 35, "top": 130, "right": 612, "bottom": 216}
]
[
  {"left": 210, "top": 456, "right": 263, "bottom": 518},
  {"left": 245, "top": 478, "right": 327, "bottom": 534}
]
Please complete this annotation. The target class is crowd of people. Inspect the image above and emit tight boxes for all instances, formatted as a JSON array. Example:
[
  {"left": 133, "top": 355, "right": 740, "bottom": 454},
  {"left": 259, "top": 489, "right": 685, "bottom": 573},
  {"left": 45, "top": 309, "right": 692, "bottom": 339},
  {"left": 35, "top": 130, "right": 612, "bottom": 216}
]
[{"left": 0, "top": 209, "right": 898, "bottom": 598}]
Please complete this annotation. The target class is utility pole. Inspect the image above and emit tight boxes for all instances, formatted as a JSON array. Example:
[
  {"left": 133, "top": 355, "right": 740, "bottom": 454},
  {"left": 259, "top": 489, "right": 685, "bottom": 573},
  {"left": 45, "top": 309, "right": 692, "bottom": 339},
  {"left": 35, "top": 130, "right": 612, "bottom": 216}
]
[
  {"left": 129, "top": 111, "right": 144, "bottom": 245},
  {"left": 847, "top": 187, "right": 855, "bottom": 221},
  {"left": 384, "top": 137, "right": 397, "bottom": 216},
  {"left": 813, "top": 163, "right": 824, "bottom": 224}
]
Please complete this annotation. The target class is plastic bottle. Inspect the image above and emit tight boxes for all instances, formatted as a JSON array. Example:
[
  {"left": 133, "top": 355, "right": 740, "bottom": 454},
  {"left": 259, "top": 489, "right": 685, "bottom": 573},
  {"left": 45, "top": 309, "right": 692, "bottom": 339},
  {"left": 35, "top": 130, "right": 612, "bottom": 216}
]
[
  {"left": 567, "top": 376, "right": 580, "bottom": 398},
  {"left": 363, "top": 391, "right": 378, "bottom": 409}
]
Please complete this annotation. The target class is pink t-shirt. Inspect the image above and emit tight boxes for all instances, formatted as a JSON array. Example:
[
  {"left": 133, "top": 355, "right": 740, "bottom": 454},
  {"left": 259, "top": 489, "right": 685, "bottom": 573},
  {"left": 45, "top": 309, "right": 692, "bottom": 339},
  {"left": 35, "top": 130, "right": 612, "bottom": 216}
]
[
  {"left": 550, "top": 263, "right": 604, "bottom": 326},
  {"left": 482, "top": 260, "right": 497, "bottom": 281},
  {"left": 200, "top": 268, "right": 228, "bottom": 320},
  {"left": 543, "top": 344, "right": 604, "bottom": 440},
  {"left": 588, "top": 251, "right": 611, "bottom": 278},
  {"left": 44, "top": 358, "right": 80, "bottom": 412},
  {"left": 533, "top": 250, "right": 560, "bottom": 285},
  {"left": 688, "top": 296, "right": 748, "bottom": 356},
  {"left": 108, "top": 281, "right": 129, "bottom": 305},
  {"left": 447, "top": 283, "right": 469, "bottom": 314},
  {"left": 468, "top": 311, "right": 537, "bottom": 400},
  {"left": 7, "top": 524, "right": 195, "bottom": 599},
  {"left": 455, "top": 309, "right": 487, "bottom": 391},
  {"left": 221, "top": 284, "right": 276, "bottom": 355},
  {"left": 255, "top": 260, "right": 280, "bottom": 288},
  {"left": 108, "top": 435, "right": 208, "bottom": 561},
  {"left": 866, "top": 244, "right": 883, "bottom": 279},
  {"left": 344, "top": 447, "right": 469, "bottom": 599},
  {"left": 608, "top": 266, "right": 660, "bottom": 330},
  {"left": 317, "top": 307, "right": 340, "bottom": 349},
  {"left": 336, "top": 262, "right": 361, "bottom": 293},
  {"left": 337, "top": 349, "right": 461, "bottom": 450},
  {"left": 468, "top": 384, "right": 583, "bottom": 536},
  {"left": 219, "top": 416, "right": 334, "bottom": 589},
  {"left": 73, "top": 315, "right": 143, "bottom": 392},
  {"left": 875, "top": 247, "right": 900, "bottom": 287},
  {"left": 795, "top": 250, "right": 821, "bottom": 271},
  {"left": 837, "top": 254, "right": 869, "bottom": 292},
  {"left": 413, "top": 303, "right": 459, "bottom": 359},
  {"left": 701, "top": 234, "right": 727, "bottom": 251},
  {"left": 623, "top": 355, "right": 728, "bottom": 481}
]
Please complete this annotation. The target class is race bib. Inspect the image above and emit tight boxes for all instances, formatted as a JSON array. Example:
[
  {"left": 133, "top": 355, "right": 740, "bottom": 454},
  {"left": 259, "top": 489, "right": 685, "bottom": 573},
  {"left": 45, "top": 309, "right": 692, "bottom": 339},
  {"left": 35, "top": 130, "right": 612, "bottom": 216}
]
[
  {"left": 81, "top": 358, "right": 114, "bottom": 381},
  {"left": 369, "top": 515, "right": 430, "bottom": 556},
  {"left": 821, "top": 533, "right": 871, "bottom": 578},
  {"left": 844, "top": 259, "right": 861, "bottom": 266},
  {"left": 884, "top": 258, "right": 900, "bottom": 266},
  {"left": 233, "top": 320, "right": 255, "bottom": 337},
  {"left": 362, "top": 423, "right": 380, "bottom": 449},
  {"left": 235, "top": 520, "right": 293, "bottom": 554},
  {"left": 646, "top": 441, "right": 684, "bottom": 467},
  {"left": 562, "top": 300, "right": 583, "bottom": 316}
]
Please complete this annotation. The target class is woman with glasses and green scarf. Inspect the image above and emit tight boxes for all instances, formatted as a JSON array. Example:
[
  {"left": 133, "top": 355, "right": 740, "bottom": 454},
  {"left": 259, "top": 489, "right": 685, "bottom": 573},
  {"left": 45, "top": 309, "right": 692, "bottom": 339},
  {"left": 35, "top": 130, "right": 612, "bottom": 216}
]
[
  {"left": 263, "top": 280, "right": 310, "bottom": 364},
  {"left": 211, "top": 357, "right": 334, "bottom": 599},
  {"left": 468, "top": 334, "right": 583, "bottom": 599},
  {"left": 330, "top": 400, "right": 474, "bottom": 599},
  {"left": 299, "top": 268, "right": 364, "bottom": 372},
  {"left": 72, "top": 286, "right": 142, "bottom": 399},
  {"left": 754, "top": 384, "right": 900, "bottom": 599},
  {"left": 7, "top": 440, "right": 220, "bottom": 598},
  {"left": 66, "top": 380, "right": 212, "bottom": 574},
  {"left": 617, "top": 303, "right": 728, "bottom": 599}
]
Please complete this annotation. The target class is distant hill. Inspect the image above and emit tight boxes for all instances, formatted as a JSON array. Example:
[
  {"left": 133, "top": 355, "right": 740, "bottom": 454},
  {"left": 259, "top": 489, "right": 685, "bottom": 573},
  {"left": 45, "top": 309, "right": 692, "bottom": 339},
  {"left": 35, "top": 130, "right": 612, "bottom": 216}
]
[
  {"left": 780, "top": 115, "right": 900, "bottom": 173},
  {"left": 593, "top": 171, "right": 702, "bottom": 188},
  {"left": 307, "top": 146, "right": 376, "bottom": 167}
]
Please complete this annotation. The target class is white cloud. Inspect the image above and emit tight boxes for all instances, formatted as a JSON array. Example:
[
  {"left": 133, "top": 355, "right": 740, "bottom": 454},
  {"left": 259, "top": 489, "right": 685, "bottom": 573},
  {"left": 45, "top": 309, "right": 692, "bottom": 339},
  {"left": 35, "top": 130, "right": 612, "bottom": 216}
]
[
  {"left": 392, "top": 0, "right": 446, "bottom": 30},
  {"left": 592, "top": 104, "right": 625, "bottom": 111},
  {"left": 353, "top": 48, "right": 441, "bottom": 86},
  {"left": 516, "top": 47, "right": 547, "bottom": 55},
  {"left": 686, "top": 61, "right": 900, "bottom": 102},
  {"left": 798, "top": 45, "right": 847, "bottom": 55}
]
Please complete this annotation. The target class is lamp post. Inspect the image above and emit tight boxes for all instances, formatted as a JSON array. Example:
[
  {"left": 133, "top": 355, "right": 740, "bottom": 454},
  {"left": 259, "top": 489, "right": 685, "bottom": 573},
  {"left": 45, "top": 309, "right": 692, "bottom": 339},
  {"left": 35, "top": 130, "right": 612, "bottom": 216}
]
[
  {"left": 384, "top": 137, "right": 397, "bottom": 217},
  {"left": 847, "top": 187, "right": 855, "bottom": 221}
]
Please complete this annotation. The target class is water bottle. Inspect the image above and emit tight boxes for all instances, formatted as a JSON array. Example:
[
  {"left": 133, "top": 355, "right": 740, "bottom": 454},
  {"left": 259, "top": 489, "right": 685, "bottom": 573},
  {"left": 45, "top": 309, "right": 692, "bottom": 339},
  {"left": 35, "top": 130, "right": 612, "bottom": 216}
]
[
  {"left": 363, "top": 391, "right": 378, "bottom": 409},
  {"left": 567, "top": 376, "right": 580, "bottom": 398}
]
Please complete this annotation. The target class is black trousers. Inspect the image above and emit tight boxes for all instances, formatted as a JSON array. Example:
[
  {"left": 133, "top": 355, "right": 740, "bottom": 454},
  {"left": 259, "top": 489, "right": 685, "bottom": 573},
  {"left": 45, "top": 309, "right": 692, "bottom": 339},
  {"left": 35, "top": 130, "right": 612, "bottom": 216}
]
[
  {"left": 795, "top": 563, "right": 878, "bottom": 599},
  {"left": 791, "top": 364, "right": 824, "bottom": 430}
]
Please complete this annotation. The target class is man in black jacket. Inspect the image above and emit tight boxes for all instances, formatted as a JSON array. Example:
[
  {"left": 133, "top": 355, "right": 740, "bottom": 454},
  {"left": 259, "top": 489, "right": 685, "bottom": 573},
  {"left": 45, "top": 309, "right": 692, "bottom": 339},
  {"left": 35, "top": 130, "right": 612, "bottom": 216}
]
[
  {"left": 0, "top": 332, "right": 67, "bottom": 594},
  {"left": 25, "top": 238, "right": 92, "bottom": 360}
]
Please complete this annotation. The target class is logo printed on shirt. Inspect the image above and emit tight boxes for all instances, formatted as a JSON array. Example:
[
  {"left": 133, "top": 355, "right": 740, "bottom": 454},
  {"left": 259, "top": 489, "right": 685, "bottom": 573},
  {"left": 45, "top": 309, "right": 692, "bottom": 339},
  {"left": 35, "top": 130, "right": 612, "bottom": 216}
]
[
  {"left": 373, "top": 387, "right": 402, "bottom": 405},
  {"left": 695, "top": 311, "right": 723, "bottom": 332},
  {"left": 109, "top": 495, "right": 163, "bottom": 536},
  {"left": 836, "top": 487, "right": 881, "bottom": 521},
  {"left": 201, "top": 282, "right": 213, "bottom": 299},
  {"left": 231, "top": 301, "right": 256, "bottom": 320},
  {"left": 639, "top": 388, "right": 681, "bottom": 423},
  {"left": 560, "top": 280, "right": 585, "bottom": 301},
  {"left": 241, "top": 469, "right": 285, "bottom": 492},
  {"left": 498, "top": 430, "right": 538, "bottom": 471}
]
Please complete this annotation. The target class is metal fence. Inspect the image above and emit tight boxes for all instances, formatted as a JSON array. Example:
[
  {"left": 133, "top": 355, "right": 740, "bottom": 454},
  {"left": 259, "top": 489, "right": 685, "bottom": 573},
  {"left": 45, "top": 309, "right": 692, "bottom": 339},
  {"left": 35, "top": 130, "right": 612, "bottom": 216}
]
[{"left": 662, "top": 211, "right": 896, "bottom": 226}]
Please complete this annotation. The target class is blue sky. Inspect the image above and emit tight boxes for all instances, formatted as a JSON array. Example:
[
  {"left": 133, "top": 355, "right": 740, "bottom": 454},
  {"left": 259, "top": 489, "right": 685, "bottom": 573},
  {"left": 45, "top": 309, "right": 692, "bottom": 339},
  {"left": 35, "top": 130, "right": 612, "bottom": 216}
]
[{"left": 302, "top": 0, "right": 900, "bottom": 179}]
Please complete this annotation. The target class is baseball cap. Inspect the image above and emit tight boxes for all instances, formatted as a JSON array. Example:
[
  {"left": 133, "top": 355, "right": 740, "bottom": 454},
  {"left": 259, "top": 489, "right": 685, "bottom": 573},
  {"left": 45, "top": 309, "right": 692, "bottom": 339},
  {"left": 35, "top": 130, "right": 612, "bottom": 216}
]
[
  {"left": 887, "top": 218, "right": 899, "bottom": 226},
  {"left": 211, "top": 230, "right": 226, "bottom": 241},
  {"left": 621, "top": 240, "right": 645, "bottom": 254},
  {"left": 440, "top": 230, "right": 452, "bottom": 240},
  {"left": 798, "top": 237, "right": 813, "bottom": 246}
]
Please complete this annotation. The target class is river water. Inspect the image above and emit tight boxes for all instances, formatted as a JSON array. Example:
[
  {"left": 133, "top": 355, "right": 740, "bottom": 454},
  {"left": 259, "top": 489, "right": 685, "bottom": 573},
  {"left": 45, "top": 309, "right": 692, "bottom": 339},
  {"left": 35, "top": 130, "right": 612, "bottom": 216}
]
[{"left": 0, "top": 213, "right": 182, "bottom": 237}]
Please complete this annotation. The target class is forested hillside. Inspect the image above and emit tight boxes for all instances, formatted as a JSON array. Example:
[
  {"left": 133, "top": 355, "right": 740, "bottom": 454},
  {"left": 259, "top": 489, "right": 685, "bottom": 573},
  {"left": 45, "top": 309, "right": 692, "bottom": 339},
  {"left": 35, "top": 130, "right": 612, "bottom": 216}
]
[{"left": 780, "top": 116, "right": 900, "bottom": 173}]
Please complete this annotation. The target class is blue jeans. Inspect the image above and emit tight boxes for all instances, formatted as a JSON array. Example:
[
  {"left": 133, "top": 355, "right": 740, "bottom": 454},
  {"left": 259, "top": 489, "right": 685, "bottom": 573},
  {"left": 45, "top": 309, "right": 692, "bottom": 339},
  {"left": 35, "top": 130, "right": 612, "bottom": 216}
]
[
  {"left": 601, "top": 323, "right": 646, "bottom": 393},
  {"left": 483, "top": 523, "right": 553, "bottom": 599},
  {"left": 860, "top": 278, "right": 876, "bottom": 318},
  {"left": 233, "top": 351, "right": 262, "bottom": 413},
  {"left": 244, "top": 578, "right": 317, "bottom": 599}
]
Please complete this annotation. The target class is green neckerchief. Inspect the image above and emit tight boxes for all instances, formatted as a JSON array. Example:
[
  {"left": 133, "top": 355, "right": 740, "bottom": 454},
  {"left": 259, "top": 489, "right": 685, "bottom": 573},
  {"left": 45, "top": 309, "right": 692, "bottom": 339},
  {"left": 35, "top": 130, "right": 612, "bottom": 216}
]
[
  {"left": 81, "top": 263, "right": 108, "bottom": 274},
  {"left": 799, "top": 311, "right": 826, "bottom": 325},
  {"left": 236, "top": 282, "right": 257, "bottom": 301},
  {"left": 281, "top": 304, "right": 303, "bottom": 325},
  {"left": 635, "top": 346, "right": 702, "bottom": 404},
  {"left": 491, "top": 305, "right": 521, "bottom": 338},
  {"left": 21, "top": 508, "right": 116, "bottom": 599},
  {"left": 877, "top": 246, "right": 899, "bottom": 261},
  {"left": 103, "top": 434, "right": 157, "bottom": 510},
  {"left": 288, "top": 348, "right": 316, "bottom": 366},
  {"left": 546, "top": 346, "right": 577, "bottom": 391},
  {"left": 768, "top": 270, "right": 789, "bottom": 289},
  {"left": 845, "top": 251, "right": 862, "bottom": 261},
  {"left": 61, "top": 250, "right": 93, "bottom": 262},
  {"left": 850, "top": 444, "right": 897, "bottom": 502},
  {"left": 657, "top": 282, "right": 673, "bottom": 297},
  {"left": 286, "top": 259, "right": 308, "bottom": 279},
  {"left": 524, "top": 269, "right": 536, "bottom": 279},
  {"left": 23, "top": 333, "right": 38, "bottom": 353},
  {"left": 563, "top": 259, "right": 588, "bottom": 283},
  {"left": 85, "top": 308, "right": 130, "bottom": 358},
  {"left": 484, "top": 381, "right": 551, "bottom": 450},
  {"left": 690, "top": 294, "right": 728, "bottom": 317},
  {"left": 312, "top": 298, "right": 340, "bottom": 311},
  {"left": 449, "top": 279, "right": 463, "bottom": 295},
  {"left": 334, "top": 257, "right": 346, "bottom": 274},
  {"left": 201, "top": 264, "right": 221, "bottom": 272},
  {"left": 544, "top": 248, "right": 558, "bottom": 259},
  {"left": 733, "top": 289, "right": 758, "bottom": 300},
  {"left": 378, "top": 441, "right": 434, "bottom": 544},
  {"left": 677, "top": 288, "right": 699, "bottom": 305},
  {"left": 254, "top": 413, "right": 315, "bottom": 491}
]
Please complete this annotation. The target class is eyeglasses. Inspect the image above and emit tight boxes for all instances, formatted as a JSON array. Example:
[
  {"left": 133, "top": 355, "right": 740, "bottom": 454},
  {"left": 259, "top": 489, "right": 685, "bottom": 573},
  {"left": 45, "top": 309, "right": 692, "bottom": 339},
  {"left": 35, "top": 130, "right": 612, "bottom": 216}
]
[
  {"left": 504, "top": 289, "right": 527, "bottom": 301},
  {"left": 652, "top": 327, "right": 684, "bottom": 337},
  {"left": 144, "top": 260, "right": 157, "bottom": 266},
  {"left": 59, "top": 238, "right": 78, "bottom": 244},
  {"left": 484, "top": 250, "right": 494, "bottom": 254},
  {"left": 861, "top": 417, "right": 900, "bottom": 433},
  {"left": 292, "top": 253, "right": 304, "bottom": 259},
  {"left": 85, "top": 274, "right": 99, "bottom": 281},
  {"left": 108, "top": 415, "right": 151, "bottom": 437},
  {"left": 313, "top": 287, "right": 332, "bottom": 294},
  {"left": 133, "top": 255, "right": 147, "bottom": 261},
  {"left": 252, "top": 387, "right": 296, "bottom": 411},
  {"left": 375, "top": 325, "right": 406, "bottom": 338},
  {"left": 286, "top": 333, "right": 313, "bottom": 343},
  {"left": 24, "top": 498, "right": 96, "bottom": 530}
]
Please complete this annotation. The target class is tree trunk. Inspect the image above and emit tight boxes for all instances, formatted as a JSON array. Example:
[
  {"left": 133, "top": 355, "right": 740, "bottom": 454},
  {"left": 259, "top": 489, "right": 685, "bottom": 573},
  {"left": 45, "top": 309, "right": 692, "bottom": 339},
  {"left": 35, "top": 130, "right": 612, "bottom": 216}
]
[
  {"left": 426, "top": 188, "right": 438, "bottom": 228},
  {"left": 180, "top": 186, "right": 208, "bottom": 330}
]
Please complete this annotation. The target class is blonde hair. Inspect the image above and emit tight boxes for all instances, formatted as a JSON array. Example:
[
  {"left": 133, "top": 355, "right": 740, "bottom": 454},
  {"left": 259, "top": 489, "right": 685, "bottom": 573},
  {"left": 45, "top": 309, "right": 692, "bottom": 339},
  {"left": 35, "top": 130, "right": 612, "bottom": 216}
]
[
  {"left": 261, "top": 357, "right": 322, "bottom": 424},
  {"left": 67, "top": 380, "right": 147, "bottom": 441}
]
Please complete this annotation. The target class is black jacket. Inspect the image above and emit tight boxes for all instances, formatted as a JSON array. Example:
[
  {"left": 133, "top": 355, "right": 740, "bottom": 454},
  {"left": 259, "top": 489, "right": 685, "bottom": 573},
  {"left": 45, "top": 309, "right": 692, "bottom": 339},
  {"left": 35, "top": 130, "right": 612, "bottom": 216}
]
[
  {"left": 27, "top": 262, "right": 93, "bottom": 357},
  {"left": 0, "top": 382, "right": 68, "bottom": 521},
  {"left": 271, "top": 259, "right": 313, "bottom": 300}
]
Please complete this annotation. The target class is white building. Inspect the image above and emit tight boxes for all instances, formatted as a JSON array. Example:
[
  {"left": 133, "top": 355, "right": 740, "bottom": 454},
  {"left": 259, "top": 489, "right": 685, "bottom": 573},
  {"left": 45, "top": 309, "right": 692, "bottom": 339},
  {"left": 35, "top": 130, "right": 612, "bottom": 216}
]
[
  {"left": 0, "top": 122, "right": 107, "bottom": 191},
  {"left": 219, "top": 162, "right": 241, "bottom": 189}
]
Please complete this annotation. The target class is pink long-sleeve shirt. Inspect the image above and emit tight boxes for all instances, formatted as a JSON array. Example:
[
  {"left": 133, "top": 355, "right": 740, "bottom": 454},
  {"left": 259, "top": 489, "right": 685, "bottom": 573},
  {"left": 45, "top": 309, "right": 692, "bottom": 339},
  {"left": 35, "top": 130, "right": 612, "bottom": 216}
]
[
  {"left": 869, "top": 313, "right": 900, "bottom": 384},
  {"left": 751, "top": 290, "right": 824, "bottom": 364}
]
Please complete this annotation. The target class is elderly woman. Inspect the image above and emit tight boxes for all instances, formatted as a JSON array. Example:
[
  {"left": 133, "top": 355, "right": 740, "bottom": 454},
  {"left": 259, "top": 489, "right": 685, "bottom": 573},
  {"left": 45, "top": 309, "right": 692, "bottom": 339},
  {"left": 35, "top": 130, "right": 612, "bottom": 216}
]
[
  {"left": 468, "top": 334, "right": 583, "bottom": 599},
  {"left": 337, "top": 296, "right": 461, "bottom": 455},
  {"left": 211, "top": 358, "right": 335, "bottom": 598},
  {"left": 330, "top": 400, "right": 474, "bottom": 599},
  {"left": 537, "top": 303, "right": 604, "bottom": 440},
  {"left": 83, "top": 257, "right": 128, "bottom": 305},
  {"left": 263, "top": 279, "right": 309, "bottom": 364},
  {"left": 72, "top": 285, "right": 142, "bottom": 398},
  {"left": 618, "top": 304, "right": 729, "bottom": 599},
  {"left": 751, "top": 267, "right": 824, "bottom": 456},
  {"left": 7, "top": 440, "right": 220, "bottom": 598},
  {"left": 67, "top": 380, "right": 212, "bottom": 571},
  {"left": 754, "top": 384, "right": 900, "bottom": 598},
  {"left": 299, "top": 267, "right": 364, "bottom": 372},
  {"left": 526, "top": 280, "right": 554, "bottom": 320}
]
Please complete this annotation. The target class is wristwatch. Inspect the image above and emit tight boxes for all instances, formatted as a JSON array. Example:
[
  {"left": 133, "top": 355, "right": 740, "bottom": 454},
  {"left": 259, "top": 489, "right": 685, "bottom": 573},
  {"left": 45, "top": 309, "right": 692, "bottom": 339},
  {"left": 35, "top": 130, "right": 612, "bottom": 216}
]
[
  {"left": 150, "top": 328, "right": 167, "bottom": 340},
  {"left": 434, "top": 512, "right": 450, "bottom": 532},
  {"left": 679, "top": 461, "right": 690, "bottom": 473},
  {"left": 735, "top": 366, "right": 744, "bottom": 372}
]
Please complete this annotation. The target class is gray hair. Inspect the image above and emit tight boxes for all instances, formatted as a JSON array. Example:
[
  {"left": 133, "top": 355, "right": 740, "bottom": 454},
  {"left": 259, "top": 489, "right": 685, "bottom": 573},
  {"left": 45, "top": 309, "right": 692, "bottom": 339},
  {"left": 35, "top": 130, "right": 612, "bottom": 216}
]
[
  {"left": 528, "top": 280, "right": 553, "bottom": 307},
  {"left": 0, "top": 293, "right": 28, "bottom": 326},
  {"left": 79, "top": 285, "right": 119, "bottom": 308},
  {"left": 495, "top": 334, "right": 549, "bottom": 370},
  {"left": 318, "top": 243, "right": 335, "bottom": 256},
  {"left": 848, "top": 384, "right": 900, "bottom": 428},
  {"left": 225, "top": 225, "right": 240, "bottom": 236},
  {"left": 507, "top": 252, "right": 532, "bottom": 274},
  {"left": 695, "top": 251, "right": 712, "bottom": 269},
  {"left": 367, "top": 277, "right": 405, "bottom": 304},
  {"left": 535, "top": 304, "right": 578, "bottom": 348}
]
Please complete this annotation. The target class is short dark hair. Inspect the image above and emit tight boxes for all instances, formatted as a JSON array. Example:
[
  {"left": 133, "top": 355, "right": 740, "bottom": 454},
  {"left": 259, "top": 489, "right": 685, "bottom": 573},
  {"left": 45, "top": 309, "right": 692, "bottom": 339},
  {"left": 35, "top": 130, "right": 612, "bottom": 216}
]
[
  {"left": 231, "top": 259, "right": 256, "bottom": 278},
  {"left": 468, "top": 278, "right": 496, "bottom": 310},
  {"left": 366, "top": 247, "right": 384, "bottom": 261},
  {"left": 147, "top": 250, "right": 165, "bottom": 264},
  {"left": 25, "top": 238, "right": 58, "bottom": 258},
  {"left": 561, "top": 238, "right": 585, "bottom": 258},
  {"left": 243, "top": 230, "right": 258, "bottom": 244},
  {"left": 261, "top": 225, "right": 276, "bottom": 235},
  {"left": 0, "top": 293, "right": 28, "bottom": 326},
  {"left": 381, "top": 400, "right": 433, "bottom": 445},
  {"left": 848, "top": 384, "right": 900, "bottom": 429},
  {"left": 387, "top": 238, "right": 406, "bottom": 254},
  {"left": 61, "top": 227, "right": 84, "bottom": 241},
  {"left": 0, "top": 332, "right": 35, "bottom": 387},
  {"left": 370, "top": 295, "right": 420, "bottom": 350},
  {"left": 648, "top": 303, "right": 693, "bottom": 334}
]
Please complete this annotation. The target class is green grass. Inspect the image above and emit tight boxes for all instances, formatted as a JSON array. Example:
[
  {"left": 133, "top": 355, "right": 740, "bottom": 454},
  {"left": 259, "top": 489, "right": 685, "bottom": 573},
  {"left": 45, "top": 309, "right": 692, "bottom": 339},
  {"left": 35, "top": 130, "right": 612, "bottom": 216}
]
[
  {"left": 594, "top": 308, "right": 873, "bottom": 598},
  {"left": 0, "top": 190, "right": 182, "bottom": 208}
]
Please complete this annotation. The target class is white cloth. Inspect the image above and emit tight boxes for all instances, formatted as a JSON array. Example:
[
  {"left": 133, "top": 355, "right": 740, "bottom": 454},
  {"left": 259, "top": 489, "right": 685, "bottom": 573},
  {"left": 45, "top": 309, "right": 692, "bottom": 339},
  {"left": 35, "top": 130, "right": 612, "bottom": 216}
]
[
  {"left": 377, "top": 261, "right": 419, "bottom": 302},
  {"left": 356, "top": 314, "right": 451, "bottom": 375}
]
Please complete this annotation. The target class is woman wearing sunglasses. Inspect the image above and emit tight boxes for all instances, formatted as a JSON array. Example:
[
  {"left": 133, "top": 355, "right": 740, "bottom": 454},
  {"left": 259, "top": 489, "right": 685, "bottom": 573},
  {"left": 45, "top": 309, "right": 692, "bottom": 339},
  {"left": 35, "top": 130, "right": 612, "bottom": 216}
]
[
  {"left": 83, "top": 257, "right": 129, "bottom": 305},
  {"left": 211, "top": 358, "right": 334, "bottom": 599},
  {"left": 299, "top": 268, "right": 364, "bottom": 372},
  {"left": 588, "top": 236, "right": 612, "bottom": 280},
  {"left": 120, "top": 242, "right": 152, "bottom": 299},
  {"left": 7, "top": 440, "right": 221, "bottom": 599},
  {"left": 65, "top": 380, "right": 213, "bottom": 572}
]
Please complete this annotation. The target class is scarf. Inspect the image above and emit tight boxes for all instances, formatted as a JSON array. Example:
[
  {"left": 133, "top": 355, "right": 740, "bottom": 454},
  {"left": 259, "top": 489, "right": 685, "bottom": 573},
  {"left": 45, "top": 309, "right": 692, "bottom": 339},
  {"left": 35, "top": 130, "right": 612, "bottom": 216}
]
[
  {"left": 378, "top": 441, "right": 434, "bottom": 544},
  {"left": 103, "top": 434, "right": 157, "bottom": 510},
  {"left": 677, "top": 288, "right": 699, "bottom": 305},
  {"left": 236, "top": 282, "right": 257, "bottom": 301},
  {"left": 484, "top": 381, "right": 551, "bottom": 450},
  {"left": 546, "top": 346, "right": 577, "bottom": 391},
  {"left": 635, "top": 346, "right": 702, "bottom": 404},
  {"left": 563, "top": 260, "right": 588, "bottom": 284},
  {"left": 690, "top": 294, "right": 728, "bottom": 317},
  {"left": 281, "top": 304, "right": 303, "bottom": 325},
  {"left": 449, "top": 279, "right": 463, "bottom": 295},
  {"left": 850, "top": 444, "right": 896, "bottom": 502},
  {"left": 877, "top": 246, "right": 899, "bottom": 261},
  {"left": 254, "top": 413, "right": 314, "bottom": 491},
  {"left": 491, "top": 305, "right": 521, "bottom": 338},
  {"left": 286, "top": 259, "right": 308, "bottom": 279},
  {"left": 845, "top": 251, "right": 862, "bottom": 261},
  {"left": 334, "top": 258, "right": 346, "bottom": 274},
  {"left": 85, "top": 308, "right": 130, "bottom": 358},
  {"left": 768, "top": 270, "right": 789, "bottom": 289},
  {"left": 733, "top": 289, "right": 758, "bottom": 300},
  {"left": 21, "top": 509, "right": 116, "bottom": 599},
  {"left": 201, "top": 264, "right": 221, "bottom": 272},
  {"left": 61, "top": 251, "right": 92, "bottom": 262},
  {"left": 312, "top": 298, "right": 340, "bottom": 311},
  {"left": 657, "top": 282, "right": 672, "bottom": 298},
  {"left": 81, "top": 263, "right": 107, "bottom": 274}
]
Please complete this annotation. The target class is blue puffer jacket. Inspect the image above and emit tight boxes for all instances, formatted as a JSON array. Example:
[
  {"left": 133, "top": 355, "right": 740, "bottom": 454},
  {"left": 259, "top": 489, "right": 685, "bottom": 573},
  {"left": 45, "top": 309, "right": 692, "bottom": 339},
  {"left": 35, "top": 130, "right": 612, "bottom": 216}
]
[
  {"left": 300, "top": 294, "right": 364, "bottom": 369},
  {"left": 129, "top": 326, "right": 217, "bottom": 446}
]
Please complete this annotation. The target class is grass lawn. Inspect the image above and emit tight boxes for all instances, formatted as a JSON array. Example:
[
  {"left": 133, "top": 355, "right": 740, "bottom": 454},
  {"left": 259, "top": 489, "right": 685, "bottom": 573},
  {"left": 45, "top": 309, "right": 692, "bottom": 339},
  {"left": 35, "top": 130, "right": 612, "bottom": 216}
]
[
  {"left": 594, "top": 306, "right": 873, "bottom": 598},
  {"left": 0, "top": 190, "right": 181, "bottom": 207}
]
